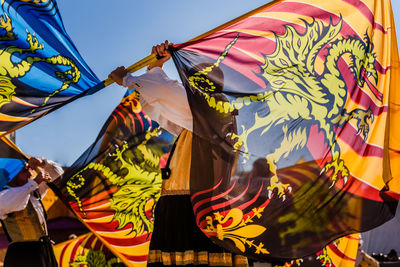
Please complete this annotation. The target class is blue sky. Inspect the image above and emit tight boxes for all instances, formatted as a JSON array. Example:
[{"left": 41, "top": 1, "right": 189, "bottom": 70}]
[{"left": 16, "top": 0, "right": 400, "bottom": 166}]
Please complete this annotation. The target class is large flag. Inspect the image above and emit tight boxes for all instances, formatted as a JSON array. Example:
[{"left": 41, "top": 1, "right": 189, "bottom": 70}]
[
  {"left": 53, "top": 233, "right": 124, "bottom": 267},
  {"left": 171, "top": 0, "right": 400, "bottom": 261},
  {"left": 0, "top": 0, "right": 100, "bottom": 133},
  {"left": 51, "top": 92, "right": 173, "bottom": 267}
]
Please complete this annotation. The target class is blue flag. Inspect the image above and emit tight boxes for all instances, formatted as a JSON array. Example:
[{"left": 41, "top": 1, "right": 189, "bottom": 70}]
[
  {"left": 0, "top": 0, "right": 100, "bottom": 132},
  {"left": 0, "top": 137, "right": 26, "bottom": 190}
]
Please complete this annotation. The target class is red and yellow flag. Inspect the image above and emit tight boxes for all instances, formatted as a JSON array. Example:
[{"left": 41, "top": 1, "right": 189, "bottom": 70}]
[
  {"left": 51, "top": 92, "right": 173, "bottom": 266},
  {"left": 54, "top": 233, "right": 123, "bottom": 267},
  {"left": 171, "top": 0, "right": 400, "bottom": 261}
]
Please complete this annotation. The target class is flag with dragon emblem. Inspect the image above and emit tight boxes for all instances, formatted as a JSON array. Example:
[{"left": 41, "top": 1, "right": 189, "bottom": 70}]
[
  {"left": 51, "top": 92, "right": 173, "bottom": 267},
  {"left": 0, "top": 0, "right": 100, "bottom": 133},
  {"left": 170, "top": 0, "right": 400, "bottom": 261},
  {"left": 276, "top": 234, "right": 361, "bottom": 267},
  {"left": 53, "top": 233, "right": 124, "bottom": 267}
]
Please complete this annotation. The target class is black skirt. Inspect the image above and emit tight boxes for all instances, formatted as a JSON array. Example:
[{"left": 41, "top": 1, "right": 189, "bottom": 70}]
[
  {"left": 4, "top": 236, "right": 58, "bottom": 267},
  {"left": 148, "top": 195, "right": 248, "bottom": 267}
]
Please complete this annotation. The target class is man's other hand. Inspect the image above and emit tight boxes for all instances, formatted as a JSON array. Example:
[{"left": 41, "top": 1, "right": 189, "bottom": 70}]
[
  {"left": 34, "top": 171, "right": 51, "bottom": 185},
  {"left": 108, "top": 66, "right": 129, "bottom": 86}
]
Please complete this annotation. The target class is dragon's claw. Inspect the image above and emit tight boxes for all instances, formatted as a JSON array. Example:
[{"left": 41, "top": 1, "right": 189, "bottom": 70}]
[
  {"left": 323, "top": 158, "right": 349, "bottom": 188},
  {"left": 351, "top": 109, "right": 373, "bottom": 143},
  {"left": 356, "top": 120, "right": 369, "bottom": 141},
  {"left": 267, "top": 175, "right": 292, "bottom": 201},
  {"left": 26, "top": 31, "right": 44, "bottom": 52}
]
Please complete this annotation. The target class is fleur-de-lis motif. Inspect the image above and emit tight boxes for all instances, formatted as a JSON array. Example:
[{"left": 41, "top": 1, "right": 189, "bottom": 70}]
[{"left": 204, "top": 208, "right": 269, "bottom": 254}]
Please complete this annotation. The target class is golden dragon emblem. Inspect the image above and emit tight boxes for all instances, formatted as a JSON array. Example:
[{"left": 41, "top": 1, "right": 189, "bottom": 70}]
[
  {"left": 67, "top": 103, "right": 163, "bottom": 236},
  {"left": 0, "top": 3, "right": 80, "bottom": 108},
  {"left": 188, "top": 17, "right": 377, "bottom": 200}
]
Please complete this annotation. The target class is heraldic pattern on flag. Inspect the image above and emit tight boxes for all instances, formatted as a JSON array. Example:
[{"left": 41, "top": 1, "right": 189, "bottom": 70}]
[
  {"left": 0, "top": 0, "right": 100, "bottom": 132},
  {"left": 51, "top": 92, "right": 173, "bottom": 267},
  {"left": 171, "top": 0, "right": 400, "bottom": 261},
  {"left": 53, "top": 233, "right": 124, "bottom": 267}
]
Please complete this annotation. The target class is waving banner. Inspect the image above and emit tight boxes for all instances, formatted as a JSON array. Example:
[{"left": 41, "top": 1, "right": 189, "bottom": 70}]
[
  {"left": 0, "top": 0, "right": 100, "bottom": 133},
  {"left": 171, "top": 0, "right": 400, "bottom": 261},
  {"left": 51, "top": 92, "right": 173, "bottom": 267}
]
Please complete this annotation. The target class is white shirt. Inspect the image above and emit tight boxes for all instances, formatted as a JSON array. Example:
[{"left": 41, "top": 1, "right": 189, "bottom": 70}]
[
  {"left": 122, "top": 67, "right": 193, "bottom": 136},
  {"left": 0, "top": 159, "right": 63, "bottom": 227},
  {"left": 0, "top": 179, "right": 39, "bottom": 220}
]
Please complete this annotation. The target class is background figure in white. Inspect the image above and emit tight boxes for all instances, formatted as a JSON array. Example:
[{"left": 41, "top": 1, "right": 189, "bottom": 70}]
[{"left": 0, "top": 157, "right": 63, "bottom": 267}]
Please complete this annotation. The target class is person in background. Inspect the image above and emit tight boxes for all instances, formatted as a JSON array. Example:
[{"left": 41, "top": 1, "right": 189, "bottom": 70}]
[
  {"left": 109, "top": 41, "right": 248, "bottom": 267},
  {"left": 0, "top": 157, "right": 64, "bottom": 267}
]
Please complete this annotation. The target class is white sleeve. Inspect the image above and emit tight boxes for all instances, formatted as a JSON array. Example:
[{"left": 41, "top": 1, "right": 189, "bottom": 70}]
[
  {"left": 37, "top": 159, "right": 64, "bottom": 198},
  {"left": 122, "top": 67, "right": 193, "bottom": 136},
  {"left": 0, "top": 179, "right": 38, "bottom": 219}
]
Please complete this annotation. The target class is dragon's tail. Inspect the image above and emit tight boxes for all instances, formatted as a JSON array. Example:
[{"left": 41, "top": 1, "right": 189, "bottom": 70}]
[{"left": 29, "top": 55, "right": 81, "bottom": 112}]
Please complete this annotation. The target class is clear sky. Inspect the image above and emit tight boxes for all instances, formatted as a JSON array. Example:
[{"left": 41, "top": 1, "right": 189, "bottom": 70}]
[{"left": 16, "top": 0, "right": 400, "bottom": 166}]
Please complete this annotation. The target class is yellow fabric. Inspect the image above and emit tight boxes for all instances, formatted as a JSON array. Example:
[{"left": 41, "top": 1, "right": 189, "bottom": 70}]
[
  {"left": 326, "top": 234, "right": 360, "bottom": 267},
  {"left": 387, "top": 0, "right": 400, "bottom": 192},
  {"left": 161, "top": 129, "right": 192, "bottom": 196}
]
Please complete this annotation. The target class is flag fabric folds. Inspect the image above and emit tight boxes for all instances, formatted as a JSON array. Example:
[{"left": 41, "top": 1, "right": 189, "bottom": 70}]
[
  {"left": 276, "top": 234, "right": 360, "bottom": 267},
  {"left": 171, "top": 0, "right": 400, "bottom": 261},
  {"left": 0, "top": 0, "right": 100, "bottom": 132},
  {"left": 53, "top": 233, "right": 124, "bottom": 266},
  {"left": 51, "top": 92, "right": 173, "bottom": 267}
]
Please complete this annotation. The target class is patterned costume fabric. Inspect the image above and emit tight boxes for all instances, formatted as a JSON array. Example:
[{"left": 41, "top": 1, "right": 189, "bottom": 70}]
[
  {"left": 51, "top": 92, "right": 173, "bottom": 267},
  {"left": 0, "top": 0, "right": 100, "bottom": 133},
  {"left": 171, "top": 0, "right": 400, "bottom": 262}
]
